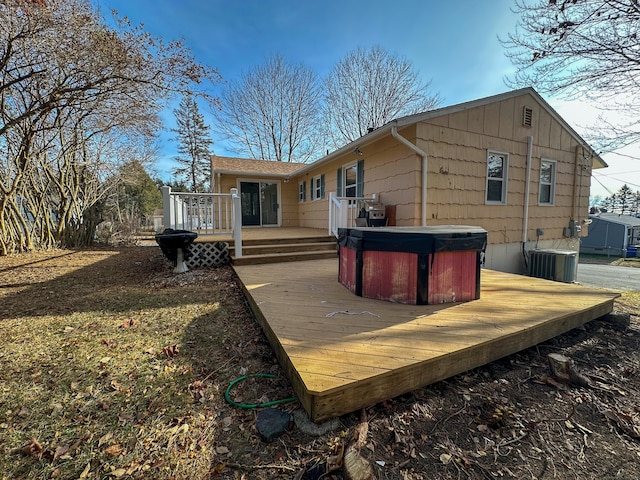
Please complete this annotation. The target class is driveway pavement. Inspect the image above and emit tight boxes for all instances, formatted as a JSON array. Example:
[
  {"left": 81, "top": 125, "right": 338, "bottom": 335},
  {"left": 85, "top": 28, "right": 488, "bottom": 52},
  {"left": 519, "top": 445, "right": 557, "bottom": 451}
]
[{"left": 576, "top": 263, "right": 640, "bottom": 292}]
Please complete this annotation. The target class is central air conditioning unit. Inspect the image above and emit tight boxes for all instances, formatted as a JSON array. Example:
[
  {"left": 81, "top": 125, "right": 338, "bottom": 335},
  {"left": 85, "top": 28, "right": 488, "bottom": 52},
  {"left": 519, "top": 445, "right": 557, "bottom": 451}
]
[{"left": 529, "top": 249, "right": 577, "bottom": 283}]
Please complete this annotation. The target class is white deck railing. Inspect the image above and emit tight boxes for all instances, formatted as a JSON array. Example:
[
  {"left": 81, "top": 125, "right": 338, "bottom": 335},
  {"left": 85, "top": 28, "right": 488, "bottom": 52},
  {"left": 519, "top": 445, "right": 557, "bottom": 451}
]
[
  {"left": 162, "top": 186, "right": 242, "bottom": 258},
  {"left": 328, "top": 192, "right": 379, "bottom": 237}
]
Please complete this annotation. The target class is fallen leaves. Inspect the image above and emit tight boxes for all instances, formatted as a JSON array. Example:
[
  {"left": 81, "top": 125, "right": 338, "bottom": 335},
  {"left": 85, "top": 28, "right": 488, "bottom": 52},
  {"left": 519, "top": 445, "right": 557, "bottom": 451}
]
[
  {"left": 598, "top": 403, "right": 640, "bottom": 439},
  {"left": 78, "top": 463, "right": 91, "bottom": 478},
  {"left": 162, "top": 344, "right": 179, "bottom": 358},
  {"left": 211, "top": 462, "right": 227, "bottom": 474},
  {"left": 105, "top": 444, "right": 124, "bottom": 458},
  {"left": 98, "top": 432, "right": 113, "bottom": 447},
  {"left": 11, "top": 437, "right": 43, "bottom": 457},
  {"left": 108, "top": 467, "right": 127, "bottom": 477},
  {"left": 54, "top": 444, "right": 71, "bottom": 460},
  {"left": 120, "top": 318, "right": 137, "bottom": 329},
  {"left": 188, "top": 380, "right": 206, "bottom": 403}
]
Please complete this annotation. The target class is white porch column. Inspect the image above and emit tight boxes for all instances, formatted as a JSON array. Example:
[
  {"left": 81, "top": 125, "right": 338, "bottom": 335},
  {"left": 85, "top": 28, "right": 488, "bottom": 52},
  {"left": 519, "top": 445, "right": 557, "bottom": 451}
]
[
  {"left": 231, "top": 188, "right": 242, "bottom": 258},
  {"left": 162, "top": 186, "right": 171, "bottom": 230}
]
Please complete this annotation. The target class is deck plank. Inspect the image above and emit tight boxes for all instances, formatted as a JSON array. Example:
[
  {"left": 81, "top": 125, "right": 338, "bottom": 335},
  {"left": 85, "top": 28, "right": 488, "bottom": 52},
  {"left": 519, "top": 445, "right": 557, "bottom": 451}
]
[{"left": 234, "top": 258, "right": 619, "bottom": 421}]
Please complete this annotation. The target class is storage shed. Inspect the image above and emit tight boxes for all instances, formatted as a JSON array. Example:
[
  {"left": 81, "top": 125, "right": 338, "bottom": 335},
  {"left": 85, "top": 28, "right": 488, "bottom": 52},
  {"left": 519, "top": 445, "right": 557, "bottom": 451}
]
[{"left": 580, "top": 213, "right": 640, "bottom": 257}]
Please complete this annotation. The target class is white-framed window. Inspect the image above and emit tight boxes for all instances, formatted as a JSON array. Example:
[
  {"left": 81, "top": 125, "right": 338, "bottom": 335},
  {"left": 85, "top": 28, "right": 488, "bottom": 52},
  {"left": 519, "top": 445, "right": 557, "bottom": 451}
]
[
  {"left": 539, "top": 159, "right": 556, "bottom": 205},
  {"left": 311, "top": 174, "right": 324, "bottom": 200},
  {"left": 486, "top": 151, "right": 509, "bottom": 204},
  {"left": 298, "top": 180, "right": 306, "bottom": 202}
]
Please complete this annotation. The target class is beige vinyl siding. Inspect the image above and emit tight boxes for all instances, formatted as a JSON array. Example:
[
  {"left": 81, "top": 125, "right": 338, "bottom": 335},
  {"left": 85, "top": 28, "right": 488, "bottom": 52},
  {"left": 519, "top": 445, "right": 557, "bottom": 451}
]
[
  {"left": 414, "top": 92, "right": 591, "bottom": 246},
  {"left": 294, "top": 166, "right": 333, "bottom": 229},
  {"left": 292, "top": 92, "right": 592, "bottom": 242},
  {"left": 279, "top": 179, "right": 300, "bottom": 227},
  {"left": 293, "top": 129, "right": 422, "bottom": 229}
]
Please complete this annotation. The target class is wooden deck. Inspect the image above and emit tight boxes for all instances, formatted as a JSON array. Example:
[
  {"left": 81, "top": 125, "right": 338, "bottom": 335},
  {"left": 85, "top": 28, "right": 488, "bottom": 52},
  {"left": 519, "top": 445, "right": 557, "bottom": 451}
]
[{"left": 234, "top": 258, "right": 619, "bottom": 422}]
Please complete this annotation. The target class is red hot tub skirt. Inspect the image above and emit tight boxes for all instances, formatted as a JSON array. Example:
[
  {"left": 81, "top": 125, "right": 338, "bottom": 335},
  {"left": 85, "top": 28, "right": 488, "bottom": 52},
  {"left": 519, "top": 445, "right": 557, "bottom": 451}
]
[{"left": 338, "top": 226, "right": 487, "bottom": 305}]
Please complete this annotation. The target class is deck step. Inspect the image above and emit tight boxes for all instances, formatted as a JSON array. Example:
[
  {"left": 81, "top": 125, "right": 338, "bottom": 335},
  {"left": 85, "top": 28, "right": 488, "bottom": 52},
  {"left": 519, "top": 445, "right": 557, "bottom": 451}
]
[
  {"left": 241, "top": 241, "right": 336, "bottom": 256},
  {"left": 229, "top": 235, "right": 335, "bottom": 247},
  {"left": 233, "top": 250, "right": 337, "bottom": 266},
  {"left": 232, "top": 234, "right": 338, "bottom": 265}
]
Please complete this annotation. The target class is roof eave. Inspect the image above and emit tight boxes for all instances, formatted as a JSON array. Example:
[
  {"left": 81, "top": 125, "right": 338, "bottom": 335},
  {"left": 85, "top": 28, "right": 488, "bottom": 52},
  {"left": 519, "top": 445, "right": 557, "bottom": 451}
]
[
  {"left": 212, "top": 169, "right": 290, "bottom": 178},
  {"left": 294, "top": 87, "right": 609, "bottom": 175},
  {"left": 292, "top": 124, "right": 398, "bottom": 176}
]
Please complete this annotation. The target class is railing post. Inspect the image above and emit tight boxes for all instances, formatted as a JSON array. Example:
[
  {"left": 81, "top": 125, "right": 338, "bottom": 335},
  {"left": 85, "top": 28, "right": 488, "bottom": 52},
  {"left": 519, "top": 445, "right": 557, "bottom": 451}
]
[
  {"left": 328, "top": 191, "right": 335, "bottom": 236},
  {"left": 341, "top": 199, "right": 349, "bottom": 230},
  {"left": 162, "top": 186, "right": 171, "bottom": 230},
  {"left": 231, "top": 188, "right": 242, "bottom": 258}
]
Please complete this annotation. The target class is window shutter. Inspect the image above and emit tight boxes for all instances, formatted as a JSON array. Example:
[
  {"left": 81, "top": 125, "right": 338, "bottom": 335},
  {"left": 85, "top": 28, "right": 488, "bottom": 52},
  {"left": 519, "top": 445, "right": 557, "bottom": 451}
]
[
  {"left": 302, "top": 180, "right": 306, "bottom": 201},
  {"left": 337, "top": 168, "right": 343, "bottom": 196},
  {"left": 320, "top": 174, "right": 325, "bottom": 199},
  {"left": 356, "top": 159, "right": 364, "bottom": 197}
]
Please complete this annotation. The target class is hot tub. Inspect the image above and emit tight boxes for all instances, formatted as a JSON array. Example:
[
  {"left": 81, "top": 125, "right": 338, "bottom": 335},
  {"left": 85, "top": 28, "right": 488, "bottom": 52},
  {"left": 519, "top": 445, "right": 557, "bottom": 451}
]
[{"left": 337, "top": 226, "right": 487, "bottom": 305}]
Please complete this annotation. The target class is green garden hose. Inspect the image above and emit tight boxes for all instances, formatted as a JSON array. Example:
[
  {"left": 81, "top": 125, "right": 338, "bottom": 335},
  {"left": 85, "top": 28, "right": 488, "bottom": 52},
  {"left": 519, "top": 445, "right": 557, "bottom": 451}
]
[{"left": 224, "top": 373, "right": 297, "bottom": 409}]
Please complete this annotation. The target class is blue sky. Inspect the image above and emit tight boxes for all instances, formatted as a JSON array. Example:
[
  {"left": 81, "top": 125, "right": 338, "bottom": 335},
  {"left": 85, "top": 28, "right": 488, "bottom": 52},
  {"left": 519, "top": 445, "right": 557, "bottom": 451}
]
[{"left": 92, "top": 0, "right": 636, "bottom": 199}]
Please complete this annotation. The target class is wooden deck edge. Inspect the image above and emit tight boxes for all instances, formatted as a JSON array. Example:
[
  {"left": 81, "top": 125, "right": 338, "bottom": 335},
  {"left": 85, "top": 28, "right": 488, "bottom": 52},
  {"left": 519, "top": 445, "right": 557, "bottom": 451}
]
[
  {"left": 305, "top": 298, "right": 616, "bottom": 422},
  {"left": 236, "top": 277, "right": 315, "bottom": 415}
]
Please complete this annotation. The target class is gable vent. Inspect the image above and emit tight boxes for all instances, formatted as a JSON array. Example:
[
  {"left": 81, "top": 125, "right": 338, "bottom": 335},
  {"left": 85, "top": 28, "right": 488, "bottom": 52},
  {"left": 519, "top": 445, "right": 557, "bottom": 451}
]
[{"left": 523, "top": 106, "right": 533, "bottom": 127}]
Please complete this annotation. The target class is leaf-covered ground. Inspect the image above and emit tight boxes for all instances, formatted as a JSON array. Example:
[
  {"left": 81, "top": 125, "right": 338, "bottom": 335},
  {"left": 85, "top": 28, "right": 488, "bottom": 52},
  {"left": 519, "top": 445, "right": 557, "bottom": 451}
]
[{"left": 1, "top": 247, "right": 639, "bottom": 479}]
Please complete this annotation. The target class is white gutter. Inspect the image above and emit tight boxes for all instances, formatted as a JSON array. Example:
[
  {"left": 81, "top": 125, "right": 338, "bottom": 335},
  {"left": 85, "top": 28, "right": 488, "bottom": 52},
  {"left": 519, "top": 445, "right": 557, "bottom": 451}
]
[
  {"left": 391, "top": 124, "right": 428, "bottom": 226},
  {"left": 522, "top": 135, "right": 533, "bottom": 243}
]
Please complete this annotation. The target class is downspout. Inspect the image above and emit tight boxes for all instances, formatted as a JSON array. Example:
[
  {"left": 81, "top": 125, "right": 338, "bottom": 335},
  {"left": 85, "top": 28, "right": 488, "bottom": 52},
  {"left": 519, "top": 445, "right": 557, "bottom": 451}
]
[
  {"left": 391, "top": 124, "right": 428, "bottom": 226},
  {"left": 522, "top": 136, "right": 533, "bottom": 266},
  {"left": 571, "top": 146, "right": 580, "bottom": 223}
]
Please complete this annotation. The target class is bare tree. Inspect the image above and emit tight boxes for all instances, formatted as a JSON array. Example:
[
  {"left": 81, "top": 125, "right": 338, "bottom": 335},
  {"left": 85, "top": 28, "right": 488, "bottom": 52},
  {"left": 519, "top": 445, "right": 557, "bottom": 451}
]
[
  {"left": 323, "top": 46, "right": 441, "bottom": 149},
  {"left": 172, "top": 94, "right": 213, "bottom": 192},
  {"left": 213, "top": 55, "right": 322, "bottom": 162},
  {"left": 502, "top": 0, "right": 640, "bottom": 148},
  {"left": 0, "top": 0, "right": 219, "bottom": 255}
]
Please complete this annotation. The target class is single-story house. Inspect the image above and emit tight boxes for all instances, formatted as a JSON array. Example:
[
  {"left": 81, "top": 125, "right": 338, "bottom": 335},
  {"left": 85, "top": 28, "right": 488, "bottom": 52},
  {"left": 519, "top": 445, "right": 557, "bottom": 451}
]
[
  {"left": 211, "top": 87, "right": 607, "bottom": 274},
  {"left": 580, "top": 213, "right": 640, "bottom": 257}
]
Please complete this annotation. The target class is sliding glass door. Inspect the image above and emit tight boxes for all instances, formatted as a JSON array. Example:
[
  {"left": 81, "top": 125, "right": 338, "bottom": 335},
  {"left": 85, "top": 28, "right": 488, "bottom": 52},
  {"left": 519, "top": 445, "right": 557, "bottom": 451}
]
[{"left": 239, "top": 181, "right": 279, "bottom": 226}]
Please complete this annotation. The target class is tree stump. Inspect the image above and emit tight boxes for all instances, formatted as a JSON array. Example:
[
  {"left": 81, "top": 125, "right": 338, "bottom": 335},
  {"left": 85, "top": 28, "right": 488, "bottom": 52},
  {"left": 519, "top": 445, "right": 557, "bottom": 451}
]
[{"left": 547, "top": 353, "right": 590, "bottom": 387}]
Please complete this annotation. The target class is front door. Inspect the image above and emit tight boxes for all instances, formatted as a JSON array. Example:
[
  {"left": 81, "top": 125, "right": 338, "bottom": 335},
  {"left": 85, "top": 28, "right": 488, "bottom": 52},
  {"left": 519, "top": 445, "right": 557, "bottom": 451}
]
[{"left": 240, "top": 181, "right": 279, "bottom": 226}]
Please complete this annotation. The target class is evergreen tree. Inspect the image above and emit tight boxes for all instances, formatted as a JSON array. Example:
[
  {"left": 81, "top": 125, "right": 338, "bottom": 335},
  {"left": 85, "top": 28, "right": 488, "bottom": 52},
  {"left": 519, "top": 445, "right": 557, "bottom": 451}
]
[
  {"left": 615, "top": 185, "right": 635, "bottom": 215},
  {"left": 601, "top": 185, "right": 638, "bottom": 215},
  {"left": 601, "top": 194, "right": 616, "bottom": 213},
  {"left": 172, "top": 95, "right": 213, "bottom": 192}
]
